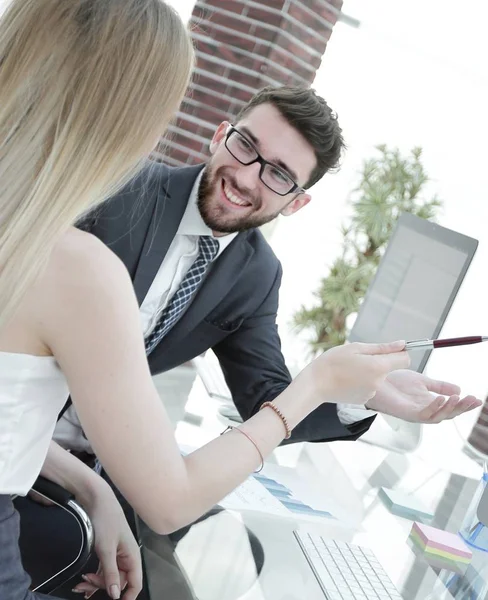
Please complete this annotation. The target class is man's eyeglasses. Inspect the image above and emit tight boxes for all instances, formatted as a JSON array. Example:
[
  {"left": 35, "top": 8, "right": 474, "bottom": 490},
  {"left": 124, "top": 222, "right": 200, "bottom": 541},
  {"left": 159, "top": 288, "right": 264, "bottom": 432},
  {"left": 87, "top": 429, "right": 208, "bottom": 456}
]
[{"left": 224, "top": 126, "right": 304, "bottom": 196}]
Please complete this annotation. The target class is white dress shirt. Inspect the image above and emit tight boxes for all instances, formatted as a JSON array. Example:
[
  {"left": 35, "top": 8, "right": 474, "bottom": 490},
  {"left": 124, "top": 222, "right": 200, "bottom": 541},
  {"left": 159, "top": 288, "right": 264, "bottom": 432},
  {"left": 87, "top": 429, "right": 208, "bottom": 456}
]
[
  {"left": 140, "top": 170, "right": 237, "bottom": 337},
  {"left": 54, "top": 169, "right": 374, "bottom": 451}
]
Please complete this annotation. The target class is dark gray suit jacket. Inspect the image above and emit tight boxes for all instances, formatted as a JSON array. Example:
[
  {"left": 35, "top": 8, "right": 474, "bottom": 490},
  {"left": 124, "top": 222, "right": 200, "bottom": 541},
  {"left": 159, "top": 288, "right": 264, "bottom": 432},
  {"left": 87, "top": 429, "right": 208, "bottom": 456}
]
[{"left": 81, "top": 161, "right": 375, "bottom": 444}]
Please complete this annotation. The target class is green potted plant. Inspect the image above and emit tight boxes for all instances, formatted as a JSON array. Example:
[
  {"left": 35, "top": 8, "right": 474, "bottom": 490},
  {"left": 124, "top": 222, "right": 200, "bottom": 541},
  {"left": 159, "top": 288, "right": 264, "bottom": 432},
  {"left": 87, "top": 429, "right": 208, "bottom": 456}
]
[{"left": 293, "top": 145, "right": 443, "bottom": 355}]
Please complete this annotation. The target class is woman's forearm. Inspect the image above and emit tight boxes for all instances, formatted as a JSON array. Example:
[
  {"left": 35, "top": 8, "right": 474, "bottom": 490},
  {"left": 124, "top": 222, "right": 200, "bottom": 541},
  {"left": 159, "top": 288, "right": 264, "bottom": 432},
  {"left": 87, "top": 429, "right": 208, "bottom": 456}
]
[
  {"left": 41, "top": 441, "right": 109, "bottom": 508},
  {"left": 174, "top": 376, "right": 318, "bottom": 530}
]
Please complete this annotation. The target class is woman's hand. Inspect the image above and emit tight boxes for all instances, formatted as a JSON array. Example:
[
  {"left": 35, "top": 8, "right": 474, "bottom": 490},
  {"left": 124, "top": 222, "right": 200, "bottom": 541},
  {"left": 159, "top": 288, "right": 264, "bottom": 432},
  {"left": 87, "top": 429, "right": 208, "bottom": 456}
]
[
  {"left": 39, "top": 443, "right": 143, "bottom": 599},
  {"left": 298, "top": 340, "right": 411, "bottom": 406},
  {"left": 71, "top": 483, "right": 142, "bottom": 600}
]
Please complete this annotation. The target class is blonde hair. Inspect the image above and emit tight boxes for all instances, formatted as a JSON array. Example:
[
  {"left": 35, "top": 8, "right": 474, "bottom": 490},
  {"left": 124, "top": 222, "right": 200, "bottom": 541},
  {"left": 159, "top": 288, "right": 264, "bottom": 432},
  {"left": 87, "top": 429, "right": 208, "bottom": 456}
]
[{"left": 0, "top": 0, "right": 193, "bottom": 326}]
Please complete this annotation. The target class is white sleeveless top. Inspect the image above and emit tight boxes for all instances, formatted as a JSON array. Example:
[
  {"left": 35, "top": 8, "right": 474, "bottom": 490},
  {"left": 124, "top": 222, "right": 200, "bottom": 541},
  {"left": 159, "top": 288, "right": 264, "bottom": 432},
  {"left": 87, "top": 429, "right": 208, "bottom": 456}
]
[{"left": 0, "top": 352, "right": 69, "bottom": 496}]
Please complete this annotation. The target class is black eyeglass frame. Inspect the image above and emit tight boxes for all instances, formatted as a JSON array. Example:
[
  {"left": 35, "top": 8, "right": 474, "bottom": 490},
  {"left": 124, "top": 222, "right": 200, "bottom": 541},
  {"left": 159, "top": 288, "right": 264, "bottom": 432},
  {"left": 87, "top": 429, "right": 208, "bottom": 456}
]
[{"left": 224, "top": 125, "right": 305, "bottom": 197}]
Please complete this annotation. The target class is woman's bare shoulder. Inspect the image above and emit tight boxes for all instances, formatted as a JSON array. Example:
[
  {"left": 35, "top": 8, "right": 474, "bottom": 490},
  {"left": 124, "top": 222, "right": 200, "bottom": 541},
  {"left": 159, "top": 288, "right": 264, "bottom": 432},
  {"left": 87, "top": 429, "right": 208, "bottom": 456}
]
[
  {"left": 47, "top": 227, "right": 130, "bottom": 291},
  {"left": 36, "top": 227, "right": 136, "bottom": 324}
]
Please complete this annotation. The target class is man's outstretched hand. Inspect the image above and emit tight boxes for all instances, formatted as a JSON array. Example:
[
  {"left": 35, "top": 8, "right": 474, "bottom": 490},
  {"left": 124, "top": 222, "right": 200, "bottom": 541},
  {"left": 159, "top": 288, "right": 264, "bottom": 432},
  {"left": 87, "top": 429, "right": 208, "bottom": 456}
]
[{"left": 366, "top": 370, "right": 482, "bottom": 423}]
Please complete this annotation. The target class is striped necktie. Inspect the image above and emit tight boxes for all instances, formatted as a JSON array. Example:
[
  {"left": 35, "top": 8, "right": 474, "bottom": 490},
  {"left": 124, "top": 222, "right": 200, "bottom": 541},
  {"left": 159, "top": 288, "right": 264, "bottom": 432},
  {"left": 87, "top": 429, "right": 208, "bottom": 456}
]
[{"left": 144, "top": 235, "right": 219, "bottom": 355}]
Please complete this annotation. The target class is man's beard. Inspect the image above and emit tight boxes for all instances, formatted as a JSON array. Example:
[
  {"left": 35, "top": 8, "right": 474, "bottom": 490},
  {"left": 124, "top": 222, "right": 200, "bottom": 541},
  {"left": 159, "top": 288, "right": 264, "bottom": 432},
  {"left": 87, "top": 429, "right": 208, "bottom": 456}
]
[{"left": 197, "top": 166, "right": 283, "bottom": 234}]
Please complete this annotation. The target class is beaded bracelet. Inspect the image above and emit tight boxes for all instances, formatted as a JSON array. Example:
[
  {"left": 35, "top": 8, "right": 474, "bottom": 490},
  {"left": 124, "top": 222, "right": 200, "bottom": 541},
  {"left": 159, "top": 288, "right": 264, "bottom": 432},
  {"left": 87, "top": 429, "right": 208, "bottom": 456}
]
[
  {"left": 259, "top": 401, "right": 292, "bottom": 439},
  {"left": 221, "top": 425, "right": 264, "bottom": 473}
]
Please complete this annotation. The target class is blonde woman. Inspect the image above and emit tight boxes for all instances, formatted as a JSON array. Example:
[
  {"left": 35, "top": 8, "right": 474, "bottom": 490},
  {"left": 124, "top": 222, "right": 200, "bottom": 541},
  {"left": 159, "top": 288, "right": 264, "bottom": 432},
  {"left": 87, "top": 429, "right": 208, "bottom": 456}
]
[
  {"left": 0, "top": 1, "right": 193, "bottom": 598},
  {"left": 0, "top": 1, "right": 412, "bottom": 599}
]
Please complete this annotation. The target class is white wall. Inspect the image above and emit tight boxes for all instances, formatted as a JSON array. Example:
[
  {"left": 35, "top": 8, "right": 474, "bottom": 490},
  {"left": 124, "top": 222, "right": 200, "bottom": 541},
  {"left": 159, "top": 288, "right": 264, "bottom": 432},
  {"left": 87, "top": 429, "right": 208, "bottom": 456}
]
[{"left": 271, "top": 0, "right": 488, "bottom": 412}]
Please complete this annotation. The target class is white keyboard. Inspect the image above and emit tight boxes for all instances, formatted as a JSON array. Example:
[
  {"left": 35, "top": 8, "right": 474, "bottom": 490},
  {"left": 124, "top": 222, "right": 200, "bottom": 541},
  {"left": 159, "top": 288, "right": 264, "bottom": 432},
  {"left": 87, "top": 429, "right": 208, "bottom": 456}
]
[{"left": 294, "top": 531, "right": 403, "bottom": 600}]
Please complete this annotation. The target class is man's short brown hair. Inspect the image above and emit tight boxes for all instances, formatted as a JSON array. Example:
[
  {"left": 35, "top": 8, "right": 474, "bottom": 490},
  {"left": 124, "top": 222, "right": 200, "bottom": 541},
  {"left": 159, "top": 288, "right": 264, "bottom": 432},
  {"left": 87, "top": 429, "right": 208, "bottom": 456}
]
[{"left": 236, "top": 85, "right": 345, "bottom": 189}]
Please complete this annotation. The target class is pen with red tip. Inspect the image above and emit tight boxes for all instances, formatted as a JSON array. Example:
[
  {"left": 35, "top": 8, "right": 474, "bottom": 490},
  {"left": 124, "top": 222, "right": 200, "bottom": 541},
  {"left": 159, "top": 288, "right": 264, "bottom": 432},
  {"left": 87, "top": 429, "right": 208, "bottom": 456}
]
[{"left": 405, "top": 336, "right": 488, "bottom": 350}]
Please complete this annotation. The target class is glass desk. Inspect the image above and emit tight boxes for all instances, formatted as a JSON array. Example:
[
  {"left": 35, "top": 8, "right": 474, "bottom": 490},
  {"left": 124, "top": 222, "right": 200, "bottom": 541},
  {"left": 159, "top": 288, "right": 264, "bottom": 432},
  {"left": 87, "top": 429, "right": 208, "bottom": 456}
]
[{"left": 138, "top": 373, "right": 488, "bottom": 600}]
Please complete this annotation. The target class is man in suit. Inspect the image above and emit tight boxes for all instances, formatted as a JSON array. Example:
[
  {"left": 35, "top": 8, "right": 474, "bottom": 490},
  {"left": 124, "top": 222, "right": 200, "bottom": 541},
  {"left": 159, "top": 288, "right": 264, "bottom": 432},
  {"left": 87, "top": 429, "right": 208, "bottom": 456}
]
[{"left": 55, "top": 85, "right": 476, "bottom": 455}]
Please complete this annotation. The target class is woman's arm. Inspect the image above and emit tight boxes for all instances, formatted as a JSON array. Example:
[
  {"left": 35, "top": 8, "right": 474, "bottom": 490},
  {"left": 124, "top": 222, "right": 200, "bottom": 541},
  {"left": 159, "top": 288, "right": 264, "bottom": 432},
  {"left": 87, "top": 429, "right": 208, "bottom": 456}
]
[
  {"left": 40, "top": 441, "right": 105, "bottom": 507},
  {"left": 41, "top": 442, "right": 142, "bottom": 600},
  {"left": 37, "top": 230, "right": 408, "bottom": 534}
]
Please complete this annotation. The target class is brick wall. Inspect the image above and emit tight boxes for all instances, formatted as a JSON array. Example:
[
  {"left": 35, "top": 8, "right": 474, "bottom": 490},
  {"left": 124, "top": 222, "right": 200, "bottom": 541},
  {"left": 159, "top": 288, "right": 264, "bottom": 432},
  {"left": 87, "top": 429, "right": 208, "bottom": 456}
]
[{"left": 154, "top": 0, "right": 344, "bottom": 166}]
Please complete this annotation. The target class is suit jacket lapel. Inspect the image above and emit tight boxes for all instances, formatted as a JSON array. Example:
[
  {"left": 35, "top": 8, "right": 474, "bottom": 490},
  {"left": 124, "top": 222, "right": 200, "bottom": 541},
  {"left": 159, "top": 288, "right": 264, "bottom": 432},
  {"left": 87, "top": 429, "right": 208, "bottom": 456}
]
[
  {"left": 133, "top": 163, "right": 204, "bottom": 305},
  {"left": 162, "top": 232, "right": 254, "bottom": 344},
  {"left": 133, "top": 161, "right": 255, "bottom": 344}
]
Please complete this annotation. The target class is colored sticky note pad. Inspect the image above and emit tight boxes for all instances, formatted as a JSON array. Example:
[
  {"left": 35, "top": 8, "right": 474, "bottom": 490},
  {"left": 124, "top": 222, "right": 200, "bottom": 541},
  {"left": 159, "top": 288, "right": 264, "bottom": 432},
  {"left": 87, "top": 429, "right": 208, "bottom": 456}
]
[
  {"left": 410, "top": 530, "right": 471, "bottom": 563},
  {"left": 379, "top": 487, "right": 434, "bottom": 521},
  {"left": 409, "top": 522, "right": 472, "bottom": 564},
  {"left": 408, "top": 539, "right": 469, "bottom": 575}
]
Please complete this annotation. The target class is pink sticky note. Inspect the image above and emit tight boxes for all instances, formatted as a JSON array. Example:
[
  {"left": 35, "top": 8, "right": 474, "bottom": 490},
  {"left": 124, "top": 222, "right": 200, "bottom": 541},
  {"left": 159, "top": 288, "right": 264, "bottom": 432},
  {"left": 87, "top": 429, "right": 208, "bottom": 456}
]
[{"left": 411, "top": 522, "right": 472, "bottom": 559}]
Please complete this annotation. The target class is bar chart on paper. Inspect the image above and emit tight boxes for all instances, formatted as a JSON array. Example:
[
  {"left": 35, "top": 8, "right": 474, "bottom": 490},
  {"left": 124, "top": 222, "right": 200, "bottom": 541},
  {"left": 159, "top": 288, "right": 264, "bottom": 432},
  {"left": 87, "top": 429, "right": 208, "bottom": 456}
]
[
  {"left": 253, "top": 473, "right": 333, "bottom": 519},
  {"left": 220, "top": 466, "right": 337, "bottom": 523},
  {"left": 180, "top": 444, "right": 340, "bottom": 522}
]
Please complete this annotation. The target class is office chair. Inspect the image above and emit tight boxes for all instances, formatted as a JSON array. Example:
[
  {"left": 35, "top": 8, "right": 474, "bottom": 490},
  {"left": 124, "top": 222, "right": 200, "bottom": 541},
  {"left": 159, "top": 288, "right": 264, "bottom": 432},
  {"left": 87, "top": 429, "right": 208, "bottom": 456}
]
[{"left": 14, "top": 475, "right": 94, "bottom": 595}]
